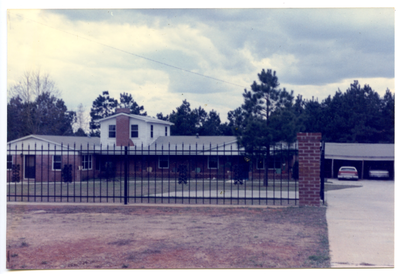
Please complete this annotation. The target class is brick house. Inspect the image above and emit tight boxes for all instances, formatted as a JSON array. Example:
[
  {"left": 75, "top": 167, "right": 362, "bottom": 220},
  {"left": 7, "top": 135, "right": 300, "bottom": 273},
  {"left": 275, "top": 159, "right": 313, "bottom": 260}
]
[{"left": 7, "top": 108, "right": 297, "bottom": 183}]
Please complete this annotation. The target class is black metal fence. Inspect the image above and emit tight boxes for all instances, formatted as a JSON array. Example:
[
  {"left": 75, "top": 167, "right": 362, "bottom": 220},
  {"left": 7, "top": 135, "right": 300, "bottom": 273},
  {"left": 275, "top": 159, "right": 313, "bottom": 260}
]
[
  {"left": 7, "top": 143, "right": 298, "bottom": 205},
  {"left": 320, "top": 141, "right": 325, "bottom": 204}
]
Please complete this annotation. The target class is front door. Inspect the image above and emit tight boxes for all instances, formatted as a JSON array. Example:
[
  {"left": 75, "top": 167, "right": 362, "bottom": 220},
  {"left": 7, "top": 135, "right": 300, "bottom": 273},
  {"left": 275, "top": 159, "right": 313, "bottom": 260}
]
[{"left": 25, "top": 155, "right": 35, "bottom": 179}]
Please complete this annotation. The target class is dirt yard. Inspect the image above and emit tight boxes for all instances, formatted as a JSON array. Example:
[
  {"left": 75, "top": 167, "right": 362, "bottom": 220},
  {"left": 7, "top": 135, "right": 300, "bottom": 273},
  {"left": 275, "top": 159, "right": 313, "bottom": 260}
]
[{"left": 6, "top": 203, "right": 330, "bottom": 269}]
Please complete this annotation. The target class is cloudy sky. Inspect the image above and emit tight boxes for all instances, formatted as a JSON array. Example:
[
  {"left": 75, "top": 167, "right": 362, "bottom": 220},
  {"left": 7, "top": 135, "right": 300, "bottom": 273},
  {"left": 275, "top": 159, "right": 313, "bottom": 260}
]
[{"left": 4, "top": 3, "right": 396, "bottom": 130}]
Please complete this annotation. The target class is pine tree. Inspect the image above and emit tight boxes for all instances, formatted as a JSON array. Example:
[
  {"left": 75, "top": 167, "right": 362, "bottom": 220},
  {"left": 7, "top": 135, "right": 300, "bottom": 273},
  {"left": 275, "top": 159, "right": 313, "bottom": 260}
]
[
  {"left": 169, "top": 100, "right": 198, "bottom": 135},
  {"left": 236, "top": 69, "right": 299, "bottom": 186},
  {"left": 89, "top": 91, "right": 118, "bottom": 136},
  {"left": 119, "top": 92, "right": 147, "bottom": 115}
]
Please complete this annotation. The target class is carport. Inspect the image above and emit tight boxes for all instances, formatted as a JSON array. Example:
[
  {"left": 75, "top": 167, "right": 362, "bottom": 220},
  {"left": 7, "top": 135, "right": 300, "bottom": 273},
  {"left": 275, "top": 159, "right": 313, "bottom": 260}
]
[{"left": 324, "top": 143, "right": 394, "bottom": 179}]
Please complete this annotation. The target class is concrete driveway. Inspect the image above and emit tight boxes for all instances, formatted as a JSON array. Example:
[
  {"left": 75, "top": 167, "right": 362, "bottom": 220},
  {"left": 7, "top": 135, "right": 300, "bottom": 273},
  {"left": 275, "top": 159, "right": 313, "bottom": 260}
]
[{"left": 325, "top": 179, "right": 394, "bottom": 267}]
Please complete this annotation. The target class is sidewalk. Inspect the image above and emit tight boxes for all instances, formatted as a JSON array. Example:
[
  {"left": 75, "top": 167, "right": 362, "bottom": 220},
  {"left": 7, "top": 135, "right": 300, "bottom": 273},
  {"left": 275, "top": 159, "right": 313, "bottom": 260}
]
[{"left": 325, "top": 179, "right": 394, "bottom": 268}]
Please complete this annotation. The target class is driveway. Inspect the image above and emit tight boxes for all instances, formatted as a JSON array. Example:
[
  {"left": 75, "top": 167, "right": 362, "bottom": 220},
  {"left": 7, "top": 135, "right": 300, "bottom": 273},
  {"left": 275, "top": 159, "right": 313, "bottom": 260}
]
[{"left": 325, "top": 179, "right": 394, "bottom": 267}]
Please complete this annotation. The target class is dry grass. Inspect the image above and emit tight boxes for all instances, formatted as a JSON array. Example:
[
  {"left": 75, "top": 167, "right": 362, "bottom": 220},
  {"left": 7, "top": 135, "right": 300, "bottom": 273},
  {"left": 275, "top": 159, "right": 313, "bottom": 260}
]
[{"left": 7, "top": 203, "right": 329, "bottom": 269}]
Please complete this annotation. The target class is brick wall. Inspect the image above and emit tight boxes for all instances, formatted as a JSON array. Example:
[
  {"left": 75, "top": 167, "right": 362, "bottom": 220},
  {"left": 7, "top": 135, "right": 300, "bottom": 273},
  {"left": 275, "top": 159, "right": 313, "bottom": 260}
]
[
  {"left": 116, "top": 109, "right": 134, "bottom": 147},
  {"left": 297, "top": 132, "right": 321, "bottom": 206},
  {"left": 6, "top": 154, "right": 101, "bottom": 183}
]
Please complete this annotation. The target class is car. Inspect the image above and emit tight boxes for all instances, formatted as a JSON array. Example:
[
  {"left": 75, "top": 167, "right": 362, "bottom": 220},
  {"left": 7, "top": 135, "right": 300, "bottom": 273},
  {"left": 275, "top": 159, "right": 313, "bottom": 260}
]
[
  {"left": 338, "top": 166, "right": 358, "bottom": 180},
  {"left": 369, "top": 169, "right": 389, "bottom": 179}
]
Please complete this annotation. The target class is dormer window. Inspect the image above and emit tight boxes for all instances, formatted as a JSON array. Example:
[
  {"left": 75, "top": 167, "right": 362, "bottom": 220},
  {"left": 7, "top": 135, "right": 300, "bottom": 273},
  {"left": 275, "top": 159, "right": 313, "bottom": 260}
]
[
  {"left": 109, "top": 125, "right": 116, "bottom": 138},
  {"left": 131, "top": 125, "right": 139, "bottom": 138}
]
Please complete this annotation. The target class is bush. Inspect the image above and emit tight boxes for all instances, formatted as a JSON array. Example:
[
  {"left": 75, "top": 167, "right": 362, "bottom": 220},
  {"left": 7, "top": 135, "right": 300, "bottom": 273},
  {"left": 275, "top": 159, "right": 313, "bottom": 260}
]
[
  {"left": 98, "top": 162, "right": 115, "bottom": 179},
  {"left": 12, "top": 164, "right": 20, "bottom": 183}
]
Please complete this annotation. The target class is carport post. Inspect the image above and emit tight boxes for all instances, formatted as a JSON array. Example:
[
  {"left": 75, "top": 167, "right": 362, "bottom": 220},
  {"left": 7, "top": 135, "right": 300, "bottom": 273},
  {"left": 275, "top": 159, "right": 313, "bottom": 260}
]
[{"left": 361, "top": 160, "right": 364, "bottom": 180}]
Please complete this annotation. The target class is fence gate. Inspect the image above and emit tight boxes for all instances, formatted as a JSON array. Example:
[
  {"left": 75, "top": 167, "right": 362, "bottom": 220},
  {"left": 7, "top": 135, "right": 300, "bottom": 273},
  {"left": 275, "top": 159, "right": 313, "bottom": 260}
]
[{"left": 7, "top": 142, "right": 299, "bottom": 206}]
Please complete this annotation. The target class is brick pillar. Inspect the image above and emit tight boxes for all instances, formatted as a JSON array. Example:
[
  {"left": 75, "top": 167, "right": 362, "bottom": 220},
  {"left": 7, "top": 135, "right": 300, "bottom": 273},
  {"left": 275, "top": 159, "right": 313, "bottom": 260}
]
[
  {"left": 297, "top": 132, "right": 321, "bottom": 206},
  {"left": 116, "top": 108, "right": 134, "bottom": 147}
]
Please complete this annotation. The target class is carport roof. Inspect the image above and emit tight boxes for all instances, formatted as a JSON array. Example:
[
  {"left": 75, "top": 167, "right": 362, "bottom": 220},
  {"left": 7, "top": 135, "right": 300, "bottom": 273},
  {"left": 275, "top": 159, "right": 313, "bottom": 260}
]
[{"left": 325, "top": 142, "right": 394, "bottom": 161}]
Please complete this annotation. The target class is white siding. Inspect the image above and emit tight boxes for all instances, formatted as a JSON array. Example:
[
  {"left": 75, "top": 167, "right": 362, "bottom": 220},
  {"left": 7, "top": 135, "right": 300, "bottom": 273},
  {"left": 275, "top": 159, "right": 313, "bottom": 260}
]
[
  {"left": 99, "top": 116, "right": 171, "bottom": 147},
  {"left": 100, "top": 118, "right": 118, "bottom": 147},
  {"left": 7, "top": 138, "right": 80, "bottom": 155},
  {"left": 129, "top": 118, "right": 152, "bottom": 147}
]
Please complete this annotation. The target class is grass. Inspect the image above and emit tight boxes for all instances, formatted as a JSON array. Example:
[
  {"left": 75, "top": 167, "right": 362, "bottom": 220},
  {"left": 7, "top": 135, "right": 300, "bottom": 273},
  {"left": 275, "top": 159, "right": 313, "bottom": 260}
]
[
  {"left": 7, "top": 177, "right": 299, "bottom": 205},
  {"left": 7, "top": 204, "right": 330, "bottom": 268},
  {"left": 305, "top": 223, "right": 330, "bottom": 267}
]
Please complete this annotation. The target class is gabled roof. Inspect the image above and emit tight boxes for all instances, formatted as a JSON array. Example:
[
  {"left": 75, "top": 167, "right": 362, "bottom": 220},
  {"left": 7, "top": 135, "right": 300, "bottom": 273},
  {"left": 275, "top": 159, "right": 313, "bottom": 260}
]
[
  {"left": 325, "top": 142, "right": 394, "bottom": 161},
  {"left": 148, "top": 136, "right": 239, "bottom": 151},
  {"left": 7, "top": 135, "right": 101, "bottom": 149},
  {"left": 95, "top": 113, "right": 174, "bottom": 126}
]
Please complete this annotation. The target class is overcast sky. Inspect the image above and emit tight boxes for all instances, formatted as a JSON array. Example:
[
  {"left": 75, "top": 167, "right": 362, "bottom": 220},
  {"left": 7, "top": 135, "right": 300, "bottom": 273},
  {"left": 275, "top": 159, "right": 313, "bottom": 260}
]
[{"left": 4, "top": 5, "right": 396, "bottom": 129}]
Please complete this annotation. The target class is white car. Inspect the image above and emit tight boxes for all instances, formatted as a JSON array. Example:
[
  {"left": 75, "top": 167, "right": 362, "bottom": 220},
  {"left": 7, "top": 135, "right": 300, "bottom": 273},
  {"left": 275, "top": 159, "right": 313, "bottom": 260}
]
[
  {"left": 369, "top": 169, "right": 389, "bottom": 179},
  {"left": 338, "top": 166, "right": 358, "bottom": 180}
]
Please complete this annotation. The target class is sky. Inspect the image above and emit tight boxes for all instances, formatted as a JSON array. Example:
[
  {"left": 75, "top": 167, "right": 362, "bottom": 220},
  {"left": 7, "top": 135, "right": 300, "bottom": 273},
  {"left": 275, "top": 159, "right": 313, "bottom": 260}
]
[
  {"left": 2, "top": 3, "right": 396, "bottom": 131},
  {"left": 0, "top": 3, "right": 398, "bottom": 273}
]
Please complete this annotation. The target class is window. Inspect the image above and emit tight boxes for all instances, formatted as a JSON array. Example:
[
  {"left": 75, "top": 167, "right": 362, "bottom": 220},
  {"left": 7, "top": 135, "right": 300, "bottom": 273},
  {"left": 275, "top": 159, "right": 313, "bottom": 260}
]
[
  {"left": 165, "top": 127, "right": 168, "bottom": 136},
  {"left": 131, "top": 124, "right": 139, "bottom": 138},
  {"left": 82, "top": 155, "right": 92, "bottom": 170},
  {"left": 53, "top": 155, "right": 62, "bottom": 170},
  {"left": 109, "top": 125, "right": 116, "bottom": 138},
  {"left": 270, "top": 157, "right": 282, "bottom": 170},
  {"left": 158, "top": 156, "right": 169, "bottom": 169},
  {"left": 256, "top": 158, "right": 264, "bottom": 170},
  {"left": 208, "top": 156, "right": 219, "bottom": 169},
  {"left": 7, "top": 155, "right": 12, "bottom": 170},
  {"left": 151, "top": 125, "right": 154, "bottom": 138}
]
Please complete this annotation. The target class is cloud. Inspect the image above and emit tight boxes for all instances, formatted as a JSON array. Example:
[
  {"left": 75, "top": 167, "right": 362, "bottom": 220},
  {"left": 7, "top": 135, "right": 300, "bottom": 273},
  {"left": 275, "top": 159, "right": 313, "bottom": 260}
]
[{"left": 6, "top": 8, "right": 395, "bottom": 126}]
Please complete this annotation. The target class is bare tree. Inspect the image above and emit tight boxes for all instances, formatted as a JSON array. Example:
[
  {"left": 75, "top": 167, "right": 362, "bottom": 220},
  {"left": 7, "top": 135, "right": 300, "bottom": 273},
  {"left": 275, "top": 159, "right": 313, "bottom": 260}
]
[
  {"left": 8, "top": 69, "right": 61, "bottom": 103},
  {"left": 73, "top": 103, "right": 89, "bottom": 134}
]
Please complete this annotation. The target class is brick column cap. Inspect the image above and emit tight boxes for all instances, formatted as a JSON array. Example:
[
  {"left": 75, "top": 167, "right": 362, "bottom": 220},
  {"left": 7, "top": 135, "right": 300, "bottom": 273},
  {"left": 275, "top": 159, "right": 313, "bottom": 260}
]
[{"left": 116, "top": 108, "right": 130, "bottom": 114}]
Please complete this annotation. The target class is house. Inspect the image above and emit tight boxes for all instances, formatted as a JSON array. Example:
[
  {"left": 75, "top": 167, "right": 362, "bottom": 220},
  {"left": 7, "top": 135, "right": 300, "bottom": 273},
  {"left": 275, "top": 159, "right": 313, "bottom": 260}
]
[
  {"left": 7, "top": 134, "right": 101, "bottom": 182},
  {"left": 6, "top": 108, "right": 297, "bottom": 183}
]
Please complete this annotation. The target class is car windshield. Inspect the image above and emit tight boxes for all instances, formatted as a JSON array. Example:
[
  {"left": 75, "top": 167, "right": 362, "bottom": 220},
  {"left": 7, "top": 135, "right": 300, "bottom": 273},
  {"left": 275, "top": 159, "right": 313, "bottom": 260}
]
[{"left": 341, "top": 168, "right": 356, "bottom": 171}]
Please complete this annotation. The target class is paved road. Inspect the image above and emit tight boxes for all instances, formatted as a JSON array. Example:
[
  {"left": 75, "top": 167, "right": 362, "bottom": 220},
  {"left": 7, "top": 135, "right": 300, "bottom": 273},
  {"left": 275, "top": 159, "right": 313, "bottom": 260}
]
[{"left": 325, "top": 179, "right": 394, "bottom": 268}]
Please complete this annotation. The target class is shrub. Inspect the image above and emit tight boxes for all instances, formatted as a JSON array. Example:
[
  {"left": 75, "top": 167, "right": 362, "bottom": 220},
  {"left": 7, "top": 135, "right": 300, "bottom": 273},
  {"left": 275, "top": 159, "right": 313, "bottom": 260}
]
[{"left": 12, "top": 164, "right": 20, "bottom": 183}]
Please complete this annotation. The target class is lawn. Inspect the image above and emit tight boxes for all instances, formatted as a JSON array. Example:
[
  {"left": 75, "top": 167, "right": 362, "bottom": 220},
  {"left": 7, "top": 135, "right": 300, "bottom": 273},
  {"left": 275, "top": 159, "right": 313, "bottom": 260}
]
[
  {"left": 7, "top": 178, "right": 299, "bottom": 206},
  {"left": 7, "top": 204, "right": 330, "bottom": 269}
]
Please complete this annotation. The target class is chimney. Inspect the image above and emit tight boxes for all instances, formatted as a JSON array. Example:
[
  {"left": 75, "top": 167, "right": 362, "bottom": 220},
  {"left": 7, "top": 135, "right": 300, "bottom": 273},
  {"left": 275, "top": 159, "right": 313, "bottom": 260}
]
[
  {"left": 116, "top": 108, "right": 134, "bottom": 146},
  {"left": 116, "top": 108, "right": 130, "bottom": 114}
]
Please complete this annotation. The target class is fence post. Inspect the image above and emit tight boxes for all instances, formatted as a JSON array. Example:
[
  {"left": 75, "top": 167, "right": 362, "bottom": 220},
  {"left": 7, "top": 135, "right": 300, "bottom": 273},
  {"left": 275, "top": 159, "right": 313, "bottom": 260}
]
[
  {"left": 320, "top": 141, "right": 325, "bottom": 204},
  {"left": 297, "top": 132, "right": 322, "bottom": 206},
  {"left": 124, "top": 146, "right": 128, "bottom": 205}
]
